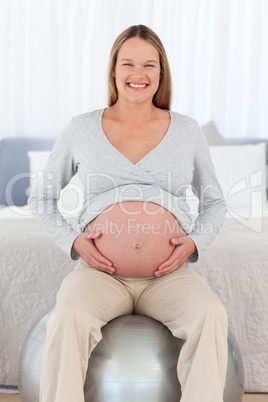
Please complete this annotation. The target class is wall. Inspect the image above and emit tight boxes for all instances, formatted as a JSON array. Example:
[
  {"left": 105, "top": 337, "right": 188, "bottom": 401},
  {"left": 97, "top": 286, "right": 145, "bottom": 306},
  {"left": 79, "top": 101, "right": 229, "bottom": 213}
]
[{"left": 0, "top": 0, "right": 267, "bottom": 139}]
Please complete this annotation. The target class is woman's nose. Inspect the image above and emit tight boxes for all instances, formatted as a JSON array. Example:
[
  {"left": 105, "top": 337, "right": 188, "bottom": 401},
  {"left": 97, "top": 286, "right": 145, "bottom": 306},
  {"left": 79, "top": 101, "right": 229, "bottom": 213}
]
[{"left": 131, "top": 66, "right": 145, "bottom": 79}]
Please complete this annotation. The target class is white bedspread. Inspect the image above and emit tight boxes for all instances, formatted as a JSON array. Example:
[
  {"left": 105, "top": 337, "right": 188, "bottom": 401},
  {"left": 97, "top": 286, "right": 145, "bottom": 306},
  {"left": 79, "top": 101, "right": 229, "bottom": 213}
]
[
  {"left": 0, "top": 217, "right": 76, "bottom": 390},
  {"left": 0, "top": 209, "right": 268, "bottom": 392},
  {"left": 192, "top": 216, "right": 268, "bottom": 392}
]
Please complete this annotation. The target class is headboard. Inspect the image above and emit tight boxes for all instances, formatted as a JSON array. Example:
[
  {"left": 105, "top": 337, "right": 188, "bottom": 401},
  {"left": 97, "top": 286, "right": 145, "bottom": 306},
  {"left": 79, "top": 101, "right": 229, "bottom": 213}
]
[
  {"left": 230, "top": 138, "right": 268, "bottom": 164},
  {"left": 0, "top": 137, "right": 55, "bottom": 206}
]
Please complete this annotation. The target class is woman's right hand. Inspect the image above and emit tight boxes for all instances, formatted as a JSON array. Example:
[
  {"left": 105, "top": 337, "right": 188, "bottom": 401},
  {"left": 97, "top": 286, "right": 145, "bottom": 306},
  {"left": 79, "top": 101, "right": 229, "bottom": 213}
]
[{"left": 72, "top": 232, "right": 115, "bottom": 274}]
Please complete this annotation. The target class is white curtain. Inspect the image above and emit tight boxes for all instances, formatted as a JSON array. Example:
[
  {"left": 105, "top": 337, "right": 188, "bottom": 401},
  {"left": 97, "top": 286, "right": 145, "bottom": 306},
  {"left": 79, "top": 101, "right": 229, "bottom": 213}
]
[{"left": 0, "top": 0, "right": 267, "bottom": 139}]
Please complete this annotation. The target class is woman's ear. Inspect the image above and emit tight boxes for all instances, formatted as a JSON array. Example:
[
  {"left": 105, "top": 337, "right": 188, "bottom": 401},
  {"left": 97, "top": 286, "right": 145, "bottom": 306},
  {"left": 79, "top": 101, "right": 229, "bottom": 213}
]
[{"left": 112, "top": 71, "right": 116, "bottom": 78}]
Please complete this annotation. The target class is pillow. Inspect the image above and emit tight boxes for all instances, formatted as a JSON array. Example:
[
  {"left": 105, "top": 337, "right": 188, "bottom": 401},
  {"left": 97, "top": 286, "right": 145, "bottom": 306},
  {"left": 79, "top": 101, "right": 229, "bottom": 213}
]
[
  {"left": 201, "top": 121, "right": 231, "bottom": 146},
  {"left": 27, "top": 151, "right": 84, "bottom": 218},
  {"left": 27, "top": 151, "right": 51, "bottom": 192},
  {"left": 186, "top": 143, "right": 267, "bottom": 221}
]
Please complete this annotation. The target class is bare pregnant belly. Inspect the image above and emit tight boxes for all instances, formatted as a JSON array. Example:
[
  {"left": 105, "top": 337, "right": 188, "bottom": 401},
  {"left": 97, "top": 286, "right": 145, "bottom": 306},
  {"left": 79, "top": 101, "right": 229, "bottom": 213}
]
[{"left": 84, "top": 202, "right": 185, "bottom": 277}]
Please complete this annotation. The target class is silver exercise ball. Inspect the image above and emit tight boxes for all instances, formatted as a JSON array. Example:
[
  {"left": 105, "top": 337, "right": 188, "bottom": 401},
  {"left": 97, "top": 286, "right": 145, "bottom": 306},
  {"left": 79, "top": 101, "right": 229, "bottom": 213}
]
[{"left": 19, "top": 310, "right": 244, "bottom": 402}]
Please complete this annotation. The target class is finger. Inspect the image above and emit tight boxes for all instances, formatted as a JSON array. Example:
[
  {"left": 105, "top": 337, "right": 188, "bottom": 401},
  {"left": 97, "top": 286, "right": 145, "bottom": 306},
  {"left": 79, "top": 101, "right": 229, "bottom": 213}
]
[
  {"left": 87, "top": 242, "right": 113, "bottom": 267},
  {"left": 92, "top": 249, "right": 113, "bottom": 270},
  {"left": 155, "top": 261, "right": 182, "bottom": 277},
  {"left": 90, "top": 255, "right": 115, "bottom": 274},
  {"left": 94, "top": 258, "right": 115, "bottom": 272},
  {"left": 170, "top": 237, "right": 185, "bottom": 246},
  {"left": 94, "top": 251, "right": 113, "bottom": 267},
  {"left": 155, "top": 250, "right": 185, "bottom": 274},
  {"left": 154, "top": 266, "right": 175, "bottom": 277},
  {"left": 161, "top": 261, "right": 181, "bottom": 273},
  {"left": 157, "top": 255, "right": 177, "bottom": 271},
  {"left": 90, "top": 253, "right": 113, "bottom": 269},
  {"left": 98, "top": 267, "right": 115, "bottom": 275},
  {"left": 154, "top": 262, "right": 174, "bottom": 277},
  {"left": 86, "top": 231, "right": 102, "bottom": 240},
  {"left": 96, "top": 264, "right": 115, "bottom": 274}
]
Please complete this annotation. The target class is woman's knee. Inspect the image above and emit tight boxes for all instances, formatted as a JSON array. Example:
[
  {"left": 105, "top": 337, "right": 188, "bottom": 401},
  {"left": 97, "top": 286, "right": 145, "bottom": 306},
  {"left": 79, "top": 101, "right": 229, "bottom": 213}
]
[{"left": 195, "top": 295, "right": 228, "bottom": 336}]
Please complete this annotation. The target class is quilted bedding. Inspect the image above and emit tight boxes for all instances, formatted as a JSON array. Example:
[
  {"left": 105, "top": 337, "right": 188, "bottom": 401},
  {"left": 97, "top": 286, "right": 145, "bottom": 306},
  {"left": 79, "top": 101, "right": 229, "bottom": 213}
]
[
  {"left": 192, "top": 217, "right": 268, "bottom": 392},
  {"left": 0, "top": 216, "right": 267, "bottom": 392},
  {"left": 0, "top": 218, "right": 76, "bottom": 390}
]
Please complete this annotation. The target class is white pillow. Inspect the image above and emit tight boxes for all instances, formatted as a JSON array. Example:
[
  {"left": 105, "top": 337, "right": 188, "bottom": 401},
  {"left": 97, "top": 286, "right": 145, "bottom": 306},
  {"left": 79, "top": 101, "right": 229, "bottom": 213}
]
[
  {"left": 27, "top": 151, "right": 51, "bottom": 191},
  {"left": 27, "top": 151, "right": 84, "bottom": 218},
  {"left": 186, "top": 143, "right": 267, "bottom": 220}
]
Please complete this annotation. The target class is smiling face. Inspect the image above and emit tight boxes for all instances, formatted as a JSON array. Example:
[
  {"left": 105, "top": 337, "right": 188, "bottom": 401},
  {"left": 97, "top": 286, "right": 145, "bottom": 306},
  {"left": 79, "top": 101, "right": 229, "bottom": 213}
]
[{"left": 113, "top": 37, "right": 161, "bottom": 107}]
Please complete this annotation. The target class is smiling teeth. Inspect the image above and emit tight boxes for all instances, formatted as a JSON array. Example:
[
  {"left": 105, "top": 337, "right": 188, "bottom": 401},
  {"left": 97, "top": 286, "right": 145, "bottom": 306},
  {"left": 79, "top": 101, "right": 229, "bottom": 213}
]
[{"left": 129, "top": 83, "right": 147, "bottom": 88}]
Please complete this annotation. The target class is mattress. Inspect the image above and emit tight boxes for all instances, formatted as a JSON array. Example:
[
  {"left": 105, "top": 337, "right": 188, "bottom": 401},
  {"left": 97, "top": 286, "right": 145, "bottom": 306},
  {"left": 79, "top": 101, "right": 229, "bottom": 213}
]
[
  {"left": 0, "top": 211, "right": 76, "bottom": 390},
  {"left": 192, "top": 214, "right": 268, "bottom": 392}
]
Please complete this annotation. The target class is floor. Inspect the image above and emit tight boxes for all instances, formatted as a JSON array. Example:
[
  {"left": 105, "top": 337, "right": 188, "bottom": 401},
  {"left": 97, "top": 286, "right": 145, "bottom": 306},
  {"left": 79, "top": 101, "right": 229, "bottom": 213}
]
[{"left": 0, "top": 393, "right": 268, "bottom": 402}]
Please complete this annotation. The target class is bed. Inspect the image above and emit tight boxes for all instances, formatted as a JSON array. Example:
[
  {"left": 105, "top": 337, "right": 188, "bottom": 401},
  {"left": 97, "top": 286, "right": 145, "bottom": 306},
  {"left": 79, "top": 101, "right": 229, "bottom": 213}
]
[{"left": 0, "top": 126, "right": 267, "bottom": 393}]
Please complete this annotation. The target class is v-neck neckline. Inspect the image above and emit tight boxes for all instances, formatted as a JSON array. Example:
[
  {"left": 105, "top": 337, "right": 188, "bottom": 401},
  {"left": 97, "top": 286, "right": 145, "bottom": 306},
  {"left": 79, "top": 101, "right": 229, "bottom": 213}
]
[{"left": 99, "top": 108, "right": 173, "bottom": 166}]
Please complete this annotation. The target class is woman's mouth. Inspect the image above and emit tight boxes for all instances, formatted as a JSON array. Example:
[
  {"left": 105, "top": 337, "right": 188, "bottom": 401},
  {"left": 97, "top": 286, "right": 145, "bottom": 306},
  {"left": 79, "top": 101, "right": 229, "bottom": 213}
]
[{"left": 127, "top": 83, "right": 149, "bottom": 89}]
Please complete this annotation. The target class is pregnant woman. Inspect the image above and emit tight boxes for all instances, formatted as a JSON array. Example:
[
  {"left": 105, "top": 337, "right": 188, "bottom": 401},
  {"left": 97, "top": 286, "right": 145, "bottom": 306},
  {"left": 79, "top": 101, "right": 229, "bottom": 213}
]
[{"left": 29, "top": 25, "right": 228, "bottom": 402}]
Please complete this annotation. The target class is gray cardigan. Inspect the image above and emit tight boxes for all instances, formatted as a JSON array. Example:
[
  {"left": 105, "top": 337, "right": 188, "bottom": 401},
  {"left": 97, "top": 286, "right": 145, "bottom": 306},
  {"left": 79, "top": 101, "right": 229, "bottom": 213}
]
[{"left": 28, "top": 109, "right": 226, "bottom": 263}]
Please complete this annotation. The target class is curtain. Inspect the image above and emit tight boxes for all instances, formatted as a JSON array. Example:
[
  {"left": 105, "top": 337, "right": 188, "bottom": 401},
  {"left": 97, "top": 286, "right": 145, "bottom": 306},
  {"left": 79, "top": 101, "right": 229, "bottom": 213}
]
[{"left": 0, "top": 0, "right": 267, "bottom": 139}]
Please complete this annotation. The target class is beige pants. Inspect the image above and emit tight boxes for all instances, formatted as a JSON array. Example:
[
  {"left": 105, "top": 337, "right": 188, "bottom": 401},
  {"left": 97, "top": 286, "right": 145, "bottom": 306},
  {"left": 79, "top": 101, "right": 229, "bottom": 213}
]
[{"left": 40, "top": 259, "right": 228, "bottom": 402}]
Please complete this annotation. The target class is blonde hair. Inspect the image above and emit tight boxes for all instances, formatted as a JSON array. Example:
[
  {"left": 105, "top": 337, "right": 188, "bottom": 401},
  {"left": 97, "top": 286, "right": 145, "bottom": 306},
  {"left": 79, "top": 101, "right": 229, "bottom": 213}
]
[{"left": 108, "top": 25, "right": 172, "bottom": 110}]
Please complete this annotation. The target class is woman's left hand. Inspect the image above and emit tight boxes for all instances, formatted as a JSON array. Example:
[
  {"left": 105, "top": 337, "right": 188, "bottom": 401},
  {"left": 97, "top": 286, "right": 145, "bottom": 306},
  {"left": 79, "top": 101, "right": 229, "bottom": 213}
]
[{"left": 154, "top": 236, "right": 197, "bottom": 277}]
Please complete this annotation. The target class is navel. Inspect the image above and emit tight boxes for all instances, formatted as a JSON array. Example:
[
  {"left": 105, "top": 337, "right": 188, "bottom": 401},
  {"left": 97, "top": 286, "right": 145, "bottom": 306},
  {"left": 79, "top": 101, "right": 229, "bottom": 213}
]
[{"left": 132, "top": 242, "right": 142, "bottom": 250}]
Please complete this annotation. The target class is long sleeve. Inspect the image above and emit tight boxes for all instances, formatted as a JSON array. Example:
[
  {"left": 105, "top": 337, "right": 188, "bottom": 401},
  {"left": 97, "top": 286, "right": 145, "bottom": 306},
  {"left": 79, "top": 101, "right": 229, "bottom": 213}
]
[
  {"left": 187, "top": 125, "right": 226, "bottom": 262},
  {"left": 28, "top": 119, "right": 81, "bottom": 260},
  {"left": 28, "top": 110, "right": 226, "bottom": 263}
]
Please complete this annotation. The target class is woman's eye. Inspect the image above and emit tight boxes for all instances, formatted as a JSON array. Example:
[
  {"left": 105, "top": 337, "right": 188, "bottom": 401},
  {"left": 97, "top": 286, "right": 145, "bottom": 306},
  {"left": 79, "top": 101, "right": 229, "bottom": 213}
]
[
  {"left": 123, "top": 63, "right": 133, "bottom": 67},
  {"left": 145, "top": 64, "right": 154, "bottom": 68}
]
